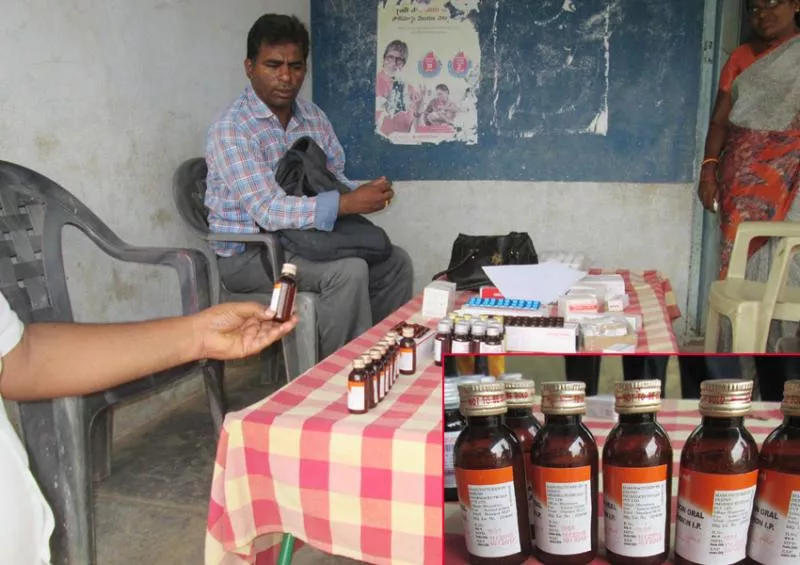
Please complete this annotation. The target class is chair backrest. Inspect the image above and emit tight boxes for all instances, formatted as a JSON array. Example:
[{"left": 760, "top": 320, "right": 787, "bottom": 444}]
[
  {"left": 172, "top": 158, "right": 211, "bottom": 238},
  {"left": 0, "top": 161, "right": 130, "bottom": 325}
]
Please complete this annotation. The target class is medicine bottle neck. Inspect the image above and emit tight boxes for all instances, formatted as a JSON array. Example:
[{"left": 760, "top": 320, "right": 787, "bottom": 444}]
[
  {"left": 506, "top": 406, "right": 534, "bottom": 420},
  {"left": 619, "top": 412, "right": 657, "bottom": 425},
  {"left": 544, "top": 413, "right": 582, "bottom": 426},
  {"left": 466, "top": 414, "right": 504, "bottom": 428},
  {"left": 700, "top": 414, "right": 745, "bottom": 428}
]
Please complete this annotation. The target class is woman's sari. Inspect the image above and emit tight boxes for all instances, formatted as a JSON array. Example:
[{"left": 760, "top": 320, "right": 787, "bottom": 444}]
[{"left": 719, "top": 35, "right": 800, "bottom": 280}]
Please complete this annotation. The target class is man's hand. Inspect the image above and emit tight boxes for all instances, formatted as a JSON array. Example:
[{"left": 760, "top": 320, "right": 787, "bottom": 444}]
[
  {"left": 339, "top": 177, "right": 394, "bottom": 216},
  {"left": 193, "top": 302, "right": 298, "bottom": 361}
]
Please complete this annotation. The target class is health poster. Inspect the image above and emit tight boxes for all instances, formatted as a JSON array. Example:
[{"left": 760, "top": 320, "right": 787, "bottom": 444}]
[{"left": 375, "top": 0, "right": 480, "bottom": 145}]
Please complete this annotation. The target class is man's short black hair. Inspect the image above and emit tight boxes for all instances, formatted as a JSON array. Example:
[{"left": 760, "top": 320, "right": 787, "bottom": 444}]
[
  {"left": 436, "top": 84, "right": 449, "bottom": 93},
  {"left": 247, "top": 14, "right": 310, "bottom": 60}
]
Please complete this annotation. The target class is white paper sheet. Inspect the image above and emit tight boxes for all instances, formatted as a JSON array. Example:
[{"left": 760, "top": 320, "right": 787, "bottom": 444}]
[{"left": 482, "top": 262, "right": 587, "bottom": 304}]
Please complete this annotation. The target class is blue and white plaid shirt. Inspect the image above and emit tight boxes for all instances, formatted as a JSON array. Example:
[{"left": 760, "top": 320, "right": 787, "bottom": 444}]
[{"left": 204, "top": 85, "right": 358, "bottom": 256}]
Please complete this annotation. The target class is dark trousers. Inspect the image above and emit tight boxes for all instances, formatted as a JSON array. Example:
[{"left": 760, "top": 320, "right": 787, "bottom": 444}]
[{"left": 564, "top": 355, "right": 668, "bottom": 397}]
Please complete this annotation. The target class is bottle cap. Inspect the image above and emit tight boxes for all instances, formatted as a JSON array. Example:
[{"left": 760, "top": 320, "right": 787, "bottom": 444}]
[
  {"left": 437, "top": 320, "right": 452, "bottom": 333},
  {"left": 458, "top": 382, "right": 507, "bottom": 417},
  {"left": 369, "top": 349, "right": 382, "bottom": 360},
  {"left": 504, "top": 379, "right": 536, "bottom": 408},
  {"left": 501, "top": 373, "right": 523, "bottom": 381},
  {"left": 540, "top": 381, "right": 586, "bottom": 415},
  {"left": 359, "top": 354, "right": 373, "bottom": 365},
  {"left": 699, "top": 379, "right": 753, "bottom": 417},
  {"left": 471, "top": 324, "right": 486, "bottom": 336},
  {"left": 385, "top": 331, "right": 398, "bottom": 340},
  {"left": 486, "top": 326, "right": 501, "bottom": 337},
  {"left": 454, "top": 321, "right": 470, "bottom": 335},
  {"left": 444, "top": 377, "right": 461, "bottom": 409},
  {"left": 402, "top": 327, "right": 415, "bottom": 338},
  {"left": 281, "top": 263, "right": 297, "bottom": 276},
  {"left": 614, "top": 379, "right": 662, "bottom": 414},
  {"left": 781, "top": 379, "right": 800, "bottom": 416},
  {"left": 352, "top": 359, "right": 365, "bottom": 370}
]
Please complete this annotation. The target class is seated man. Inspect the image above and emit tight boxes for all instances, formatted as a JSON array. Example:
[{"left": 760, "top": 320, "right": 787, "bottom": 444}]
[{"left": 205, "top": 13, "right": 414, "bottom": 359}]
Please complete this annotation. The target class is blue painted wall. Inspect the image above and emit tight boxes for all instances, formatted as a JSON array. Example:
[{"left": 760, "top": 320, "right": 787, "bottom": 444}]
[{"left": 311, "top": 0, "right": 704, "bottom": 183}]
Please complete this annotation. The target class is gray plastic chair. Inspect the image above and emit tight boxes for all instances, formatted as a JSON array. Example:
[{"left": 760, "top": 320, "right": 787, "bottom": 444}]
[
  {"left": 172, "top": 158, "right": 318, "bottom": 381},
  {"left": 0, "top": 160, "right": 225, "bottom": 565}
]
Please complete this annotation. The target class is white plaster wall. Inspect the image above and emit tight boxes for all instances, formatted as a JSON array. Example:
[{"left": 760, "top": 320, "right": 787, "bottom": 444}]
[
  {"left": 0, "top": 0, "right": 311, "bottom": 436},
  {"left": 1, "top": 0, "right": 310, "bottom": 324},
  {"left": 367, "top": 180, "right": 694, "bottom": 331}
]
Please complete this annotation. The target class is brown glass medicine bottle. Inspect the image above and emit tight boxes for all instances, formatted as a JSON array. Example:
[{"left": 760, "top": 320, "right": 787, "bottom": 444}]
[
  {"left": 360, "top": 354, "right": 377, "bottom": 409},
  {"left": 602, "top": 379, "right": 672, "bottom": 565},
  {"left": 454, "top": 382, "right": 531, "bottom": 565},
  {"left": 530, "top": 381, "right": 599, "bottom": 565},
  {"left": 270, "top": 263, "right": 297, "bottom": 323},
  {"left": 434, "top": 320, "right": 452, "bottom": 367},
  {"left": 347, "top": 359, "right": 368, "bottom": 414},
  {"left": 502, "top": 379, "right": 541, "bottom": 543},
  {"left": 444, "top": 377, "right": 466, "bottom": 503},
  {"left": 398, "top": 327, "right": 416, "bottom": 375},
  {"left": 675, "top": 379, "right": 759, "bottom": 565},
  {"left": 369, "top": 349, "right": 386, "bottom": 402},
  {"left": 385, "top": 331, "right": 399, "bottom": 385},
  {"left": 747, "top": 379, "right": 800, "bottom": 565}
]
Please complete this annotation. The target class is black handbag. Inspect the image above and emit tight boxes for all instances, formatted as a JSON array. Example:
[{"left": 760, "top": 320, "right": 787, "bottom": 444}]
[{"left": 432, "top": 232, "right": 538, "bottom": 291}]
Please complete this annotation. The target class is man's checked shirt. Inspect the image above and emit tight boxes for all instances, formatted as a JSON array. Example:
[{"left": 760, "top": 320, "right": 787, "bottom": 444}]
[{"left": 204, "top": 85, "right": 358, "bottom": 257}]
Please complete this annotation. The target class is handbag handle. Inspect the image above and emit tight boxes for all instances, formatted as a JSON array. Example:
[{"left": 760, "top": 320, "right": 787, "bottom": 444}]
[{"left": 431, "top": 249, "right": 477, "bottom": 281}]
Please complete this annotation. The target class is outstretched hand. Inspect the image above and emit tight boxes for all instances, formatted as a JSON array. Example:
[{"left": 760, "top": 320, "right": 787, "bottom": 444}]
[{"left": 193, "top": 302, "right": 298, "bottom": 360}]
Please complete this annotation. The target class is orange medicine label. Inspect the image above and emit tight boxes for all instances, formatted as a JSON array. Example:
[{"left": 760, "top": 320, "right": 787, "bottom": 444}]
[
  {"left": 675, "top": 468, "right": 758, "bottom": 564},
  {"left": 603, "top": 464, "right": 668, "bottom": 557},
  {"left": 748, "top": 469, "right": 800, "bottom": 565},
  {"left": 398, "top": 347, "right": 414, "bottom": 372},
  {"left": 531, "top": 465, "right": 593, "bottom": 555},
  {"left": 455, "top": 466, "right": 522, "bottom": 559},
  {"left": 268, "top": 282, "right": 282, "bottom": 312},
  {"left": 347, "top": 382, "right": 365, "bottom": 412}
]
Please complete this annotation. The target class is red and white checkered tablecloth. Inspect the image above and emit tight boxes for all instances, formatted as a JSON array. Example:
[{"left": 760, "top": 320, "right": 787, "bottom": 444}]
[
  {"left": 444, "top": 398, "right": 784, "bottom": 564},
  {"left": 205, "top": 270, "right": 679, "bottom": 565},
  {"left": 205, "top": 294, "right": 445, "bottom": 565}
]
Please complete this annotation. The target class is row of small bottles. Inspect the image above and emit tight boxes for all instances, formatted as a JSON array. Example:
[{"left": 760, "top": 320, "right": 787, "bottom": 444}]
[
  {"left": 347, "top": 326, "right": 417, "bottom": 414},
  {"left": 450, "top": 377, "right": 800, "bottom": 565}
]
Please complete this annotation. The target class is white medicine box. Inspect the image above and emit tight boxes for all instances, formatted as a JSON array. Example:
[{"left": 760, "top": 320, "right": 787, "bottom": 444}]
[{"left": 422, "top": 280, "right": 456, "bottom": 318}]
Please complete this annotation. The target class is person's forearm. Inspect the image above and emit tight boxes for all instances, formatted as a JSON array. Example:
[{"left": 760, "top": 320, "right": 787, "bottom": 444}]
[
  {"left": 703, "top": 122, "right": 728, "bottom": 161},
  {"left": 0, "top": 316, "right": 203, "bottom": 401}
]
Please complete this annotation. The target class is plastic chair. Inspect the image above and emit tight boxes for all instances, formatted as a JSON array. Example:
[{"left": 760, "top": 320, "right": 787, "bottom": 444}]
[
  {"left": 0, "top": 160, "right": 225, "bottom": 565},
  {"left": 171, "top": 158, "right": 318, "bottom": 382},
  {"left": 705, "top": 221, "right": 800, "bottom": 353}
]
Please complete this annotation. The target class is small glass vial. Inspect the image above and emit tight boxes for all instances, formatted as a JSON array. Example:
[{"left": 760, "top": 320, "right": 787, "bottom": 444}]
[
  {"left": 530, "top": 381, "right": 599, "bottom": 565},
  {"left": 444, "top": 377, "right": 466, "bottom": 503},
  {"left": 270, "top": 263, "right": 297, "bottom": 323},
  {"left": 369, "top": 349, "right": 386, "bottom": 402},
  {"left": 603, "top": 380, "right": 672, "bottom": 565},
  {"left": 452, "top": 321, "right": 472, "bottom": 354},
  {"left": 503, "top": 379, "right": 541, "bottom": 543},
  {"left": 398, "top": 327, "right": 416, "bottom": 376},
  {"left": 360, "top": 354, "right": 377, "bottom": 409},
  {"left": 347, "top": 359, "right": 368, "bottom": 414},
  {"left": 454, "top": 382, "right": 531, "bottom": 565},
  {"left": 747, "top": 379, "right": 800, "bottom": 565},
  {"left": 385, "top": 332, "right": 399, "bottom": 384},
  {"left": 675, "top": 379, "right": 759, "bottom": 565},
  {"left": 434, "top": 320, "right": 452, "bottom": 367},
  {"left": 471, "top": 323, "right": 487, "bottom": 353}
]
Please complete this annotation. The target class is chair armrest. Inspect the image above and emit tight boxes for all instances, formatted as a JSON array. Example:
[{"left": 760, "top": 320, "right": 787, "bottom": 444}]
[
  {"left": 730, "top": 221, "right": 800, "bottom": 279},
  {"left": 92, "top": 242, "right": 211, "bottom": 316},
  {"left": 204, "top": 232, "right": 285, "bottom": 279}
]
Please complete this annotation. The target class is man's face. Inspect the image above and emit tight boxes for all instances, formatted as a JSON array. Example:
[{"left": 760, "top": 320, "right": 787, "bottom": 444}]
[
  {"left": 245, "top": 42, "right": 306, "bottom": 112},
  {"left": 748, "top": 0, "right": 799, "bottom": 41},
  {"left": 383, "top": 48, "right": 406, "bottom": 76}
]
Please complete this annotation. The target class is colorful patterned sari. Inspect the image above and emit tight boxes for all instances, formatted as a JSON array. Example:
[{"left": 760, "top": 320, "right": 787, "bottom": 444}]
[{"left": 718, "top": 35, "right": 800, "bottom": 279}]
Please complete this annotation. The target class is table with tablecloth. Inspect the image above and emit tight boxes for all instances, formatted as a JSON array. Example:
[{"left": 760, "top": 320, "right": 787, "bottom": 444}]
[
  {"left": 444, "top": 398, "right": 784, "bottom": 564},
  {"left": 205, "top": 269, "right": 680, "bottom": 565}
]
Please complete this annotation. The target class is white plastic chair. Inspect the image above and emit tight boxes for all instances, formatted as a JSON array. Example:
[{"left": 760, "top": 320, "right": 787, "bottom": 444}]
[{"left": 705, "top": 221, "right": 800, "bottom": 353}]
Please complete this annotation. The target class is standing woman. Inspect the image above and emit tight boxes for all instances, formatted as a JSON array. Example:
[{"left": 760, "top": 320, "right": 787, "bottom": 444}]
[{"left": 699, "top": 1, "right": 800, "bottom": 353}]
